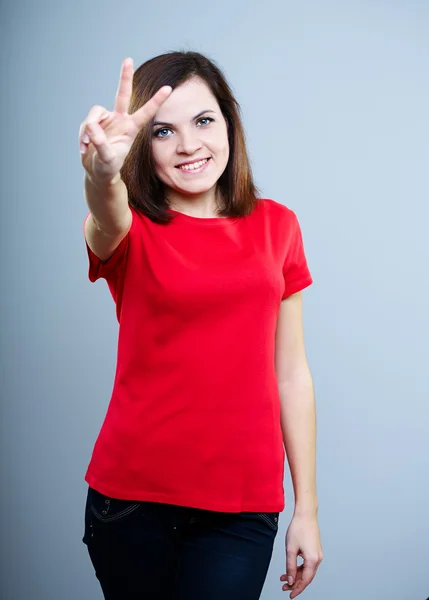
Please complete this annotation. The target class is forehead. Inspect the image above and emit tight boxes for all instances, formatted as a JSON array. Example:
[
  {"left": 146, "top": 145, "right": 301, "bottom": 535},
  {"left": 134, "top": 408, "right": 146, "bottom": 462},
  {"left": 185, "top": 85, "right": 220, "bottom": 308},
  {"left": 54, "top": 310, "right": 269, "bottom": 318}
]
[{"left": 154, "top": 77, "right": 219, "bottom": 121}]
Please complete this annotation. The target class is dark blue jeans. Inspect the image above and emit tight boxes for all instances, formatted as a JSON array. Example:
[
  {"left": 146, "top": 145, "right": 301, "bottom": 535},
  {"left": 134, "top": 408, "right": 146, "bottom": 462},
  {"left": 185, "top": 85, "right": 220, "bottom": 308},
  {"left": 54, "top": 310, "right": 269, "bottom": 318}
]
[{"left": 82, "top": 486, "right": 280, "bottom": 600}]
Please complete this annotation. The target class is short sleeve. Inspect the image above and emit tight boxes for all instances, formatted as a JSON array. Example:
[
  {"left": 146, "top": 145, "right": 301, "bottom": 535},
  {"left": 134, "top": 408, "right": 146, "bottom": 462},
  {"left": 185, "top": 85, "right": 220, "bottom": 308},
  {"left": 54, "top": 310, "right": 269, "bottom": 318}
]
[
  {"left": 83, "top": 210, "right": 134, "bottom": 284},
  {"left": 281, "top": 210, "right": 313, "bottom": 299}
]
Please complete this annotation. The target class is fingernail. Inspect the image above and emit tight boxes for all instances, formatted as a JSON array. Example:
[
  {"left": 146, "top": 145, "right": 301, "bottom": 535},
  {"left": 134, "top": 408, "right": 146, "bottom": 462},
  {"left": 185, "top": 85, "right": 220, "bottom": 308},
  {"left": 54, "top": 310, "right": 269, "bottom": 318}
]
[
  {"left": 80, "top": 142, "right": 86, "bottom": 154},
  {"left": 83, "top": 133, "right": 90, "bottom": 144},
  {"left": 288, "top": 576, "right": 293, "bottom": 585}
]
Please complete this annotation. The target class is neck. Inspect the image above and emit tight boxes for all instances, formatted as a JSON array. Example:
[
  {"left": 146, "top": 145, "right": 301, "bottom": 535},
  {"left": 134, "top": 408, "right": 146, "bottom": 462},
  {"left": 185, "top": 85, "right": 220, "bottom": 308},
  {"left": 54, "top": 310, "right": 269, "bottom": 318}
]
[{"left": 167, "top": 186, "right": 224, "bottom": 217}]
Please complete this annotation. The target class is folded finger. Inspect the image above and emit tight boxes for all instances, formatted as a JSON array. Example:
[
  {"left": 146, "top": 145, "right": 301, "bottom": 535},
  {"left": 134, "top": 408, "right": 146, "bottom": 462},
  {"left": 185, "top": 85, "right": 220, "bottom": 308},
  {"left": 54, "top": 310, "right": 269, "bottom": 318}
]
[
  {"left": 78, "top": 121, "right": 90, "bottom": 147},
  {"left": 85, "top": 105, "right": 110, "bottom": 126},
  {"left": 282, "top": 565, "right": 303, "bottom": 592},
  {"left": 85, "top": 122, "right": 115, "bottom": 163},
  {"left": 301, "top": 561, "right": 318, "bottom": 587},
  {"left": 80, "top": 106, "right": 110, "bottom": 149},
  {"left": 79, "top": 123, "right": 87, "bottom": 153},
  {"left": 290, "top": 564, "right": 317, "bottom": 598}
]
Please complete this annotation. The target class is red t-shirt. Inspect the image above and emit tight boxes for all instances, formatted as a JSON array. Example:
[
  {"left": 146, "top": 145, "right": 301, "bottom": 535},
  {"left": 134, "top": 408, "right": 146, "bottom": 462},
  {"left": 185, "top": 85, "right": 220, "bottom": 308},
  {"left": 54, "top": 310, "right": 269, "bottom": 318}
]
[{"left": 83, "top": 198, "right": 312, "bottom": 512}]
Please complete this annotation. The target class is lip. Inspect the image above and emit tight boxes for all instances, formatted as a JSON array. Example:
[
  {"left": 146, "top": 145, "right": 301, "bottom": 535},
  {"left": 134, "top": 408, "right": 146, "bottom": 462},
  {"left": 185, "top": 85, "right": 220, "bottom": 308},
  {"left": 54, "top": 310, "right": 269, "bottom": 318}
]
[{"left": 175, "top": 157, "right": 211, "bottom": 168}]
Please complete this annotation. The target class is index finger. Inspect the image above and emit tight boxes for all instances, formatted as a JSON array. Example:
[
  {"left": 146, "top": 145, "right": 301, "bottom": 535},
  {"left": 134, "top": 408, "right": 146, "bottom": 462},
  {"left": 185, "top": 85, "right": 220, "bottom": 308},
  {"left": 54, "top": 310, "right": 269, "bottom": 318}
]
[
  {"left": 131, "top": 86, "right": 173, "bottom": 130},
  {"left": 114, "top": 57, "right": 134, "bottom": 114}
]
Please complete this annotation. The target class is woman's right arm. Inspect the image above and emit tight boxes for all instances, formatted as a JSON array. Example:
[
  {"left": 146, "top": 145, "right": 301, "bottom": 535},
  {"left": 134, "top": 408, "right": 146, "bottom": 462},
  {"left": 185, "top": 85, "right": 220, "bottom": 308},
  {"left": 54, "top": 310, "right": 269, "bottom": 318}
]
[
  {"left": 79, "top": 57, "right": 172, "bottom": 261},
  {"left": 84, "top": 174, "right": 131, "bottom": 262}
]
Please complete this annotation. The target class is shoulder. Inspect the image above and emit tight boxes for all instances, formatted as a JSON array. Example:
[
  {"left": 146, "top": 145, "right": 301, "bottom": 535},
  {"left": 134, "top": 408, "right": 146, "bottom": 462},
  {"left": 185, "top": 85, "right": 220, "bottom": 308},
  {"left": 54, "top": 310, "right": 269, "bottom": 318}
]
[{"left": 255, "top": 198, "right": 298, "bottom": 226}]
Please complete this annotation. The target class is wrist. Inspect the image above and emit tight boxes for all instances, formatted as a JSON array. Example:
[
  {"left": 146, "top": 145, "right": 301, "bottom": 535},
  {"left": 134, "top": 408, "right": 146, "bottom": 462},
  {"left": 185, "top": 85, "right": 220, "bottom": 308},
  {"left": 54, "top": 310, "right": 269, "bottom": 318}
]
[
  {"left": 85, "top": 171, "right": 122, "bottom": 189},
  {"left": 293, "top": 497, "right": 319, "bottom": 518}
]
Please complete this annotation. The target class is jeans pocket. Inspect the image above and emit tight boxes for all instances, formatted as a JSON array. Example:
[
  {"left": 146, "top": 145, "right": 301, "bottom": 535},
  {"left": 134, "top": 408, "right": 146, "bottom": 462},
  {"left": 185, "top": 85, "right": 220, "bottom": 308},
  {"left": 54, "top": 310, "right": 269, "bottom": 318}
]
[
  {"left": 88, "top": 487, "right": 140, "bottom": 523},
  {"left": 256, "top": 512, "right": 279, "bottom": 531}
]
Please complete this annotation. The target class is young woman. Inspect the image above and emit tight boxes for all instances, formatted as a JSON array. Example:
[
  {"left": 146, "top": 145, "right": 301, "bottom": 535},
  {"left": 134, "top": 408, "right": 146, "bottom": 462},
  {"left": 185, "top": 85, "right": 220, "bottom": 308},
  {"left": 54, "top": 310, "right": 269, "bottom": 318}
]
[{"left": 79, "top": 51, "right": 323, "bottom": 600}]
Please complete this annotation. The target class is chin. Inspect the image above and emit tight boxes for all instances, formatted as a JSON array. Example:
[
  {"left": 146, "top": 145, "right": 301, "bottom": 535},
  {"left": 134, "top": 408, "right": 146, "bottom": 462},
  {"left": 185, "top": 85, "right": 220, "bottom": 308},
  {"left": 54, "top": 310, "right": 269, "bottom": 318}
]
[
  {"left": 174, "top": 179, "right": 218, "bottom": 194},
  {"left": 178, "top": 186, "right": 214, "bottom": 197}
]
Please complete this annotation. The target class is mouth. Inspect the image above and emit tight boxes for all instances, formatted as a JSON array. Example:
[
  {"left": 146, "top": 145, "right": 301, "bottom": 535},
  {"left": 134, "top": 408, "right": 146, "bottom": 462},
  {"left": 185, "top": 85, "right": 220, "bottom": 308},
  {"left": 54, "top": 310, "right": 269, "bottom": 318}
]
[{"left": 175, "top": 157, "right": 211, "bottom": 173}]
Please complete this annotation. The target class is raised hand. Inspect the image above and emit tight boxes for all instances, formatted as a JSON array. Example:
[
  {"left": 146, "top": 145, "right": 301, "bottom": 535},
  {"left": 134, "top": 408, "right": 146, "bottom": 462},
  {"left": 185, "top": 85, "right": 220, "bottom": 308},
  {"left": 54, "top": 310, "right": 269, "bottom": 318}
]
[{"left": 79, "top": 57, "right": 172, "bottom": 185}]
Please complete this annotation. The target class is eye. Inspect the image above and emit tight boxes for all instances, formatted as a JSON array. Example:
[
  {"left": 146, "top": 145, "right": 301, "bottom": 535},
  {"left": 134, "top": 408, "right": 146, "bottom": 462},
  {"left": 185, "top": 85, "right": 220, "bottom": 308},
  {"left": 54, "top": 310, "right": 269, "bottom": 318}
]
[
  {"left": 197, "top": 117, "right": 214, "bottom": 127},
  {"left": 153, "top": 127, "right": 172, "bottom": 138}
]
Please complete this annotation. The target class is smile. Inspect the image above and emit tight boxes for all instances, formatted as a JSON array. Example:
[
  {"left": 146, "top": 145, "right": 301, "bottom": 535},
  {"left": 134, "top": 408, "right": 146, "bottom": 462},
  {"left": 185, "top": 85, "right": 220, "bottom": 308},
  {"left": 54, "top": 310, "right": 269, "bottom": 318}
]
[{"left": 176, "top": 158, "right": 211, "bottom": 173}]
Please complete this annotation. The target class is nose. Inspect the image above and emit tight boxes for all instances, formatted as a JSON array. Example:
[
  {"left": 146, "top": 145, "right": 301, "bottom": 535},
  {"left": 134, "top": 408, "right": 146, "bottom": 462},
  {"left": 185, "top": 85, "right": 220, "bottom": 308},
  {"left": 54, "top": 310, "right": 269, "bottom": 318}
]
[{"left": 176, "top": 129, "right": 202, "bottom": 155}]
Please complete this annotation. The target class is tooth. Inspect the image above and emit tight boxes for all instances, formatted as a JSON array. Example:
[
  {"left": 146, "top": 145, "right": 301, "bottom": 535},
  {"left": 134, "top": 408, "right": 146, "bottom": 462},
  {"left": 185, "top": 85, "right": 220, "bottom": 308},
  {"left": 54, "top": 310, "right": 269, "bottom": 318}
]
[{"left": 180, "top": 158, "right": 207, "bottom": 170}]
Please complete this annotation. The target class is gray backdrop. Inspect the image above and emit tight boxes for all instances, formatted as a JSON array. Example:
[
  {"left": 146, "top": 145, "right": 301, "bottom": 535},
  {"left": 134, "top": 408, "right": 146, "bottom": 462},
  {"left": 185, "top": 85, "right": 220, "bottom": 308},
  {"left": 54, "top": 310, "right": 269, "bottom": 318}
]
[{"left": 1, "top": 1, "right": 428, "bottom": 599}]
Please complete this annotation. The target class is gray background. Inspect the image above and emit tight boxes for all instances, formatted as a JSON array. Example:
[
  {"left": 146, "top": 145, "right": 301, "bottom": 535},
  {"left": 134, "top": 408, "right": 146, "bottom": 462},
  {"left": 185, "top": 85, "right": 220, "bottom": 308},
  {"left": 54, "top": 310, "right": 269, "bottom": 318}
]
[{"left": 1, "top": 0, "right": 428, "bottom": 599}]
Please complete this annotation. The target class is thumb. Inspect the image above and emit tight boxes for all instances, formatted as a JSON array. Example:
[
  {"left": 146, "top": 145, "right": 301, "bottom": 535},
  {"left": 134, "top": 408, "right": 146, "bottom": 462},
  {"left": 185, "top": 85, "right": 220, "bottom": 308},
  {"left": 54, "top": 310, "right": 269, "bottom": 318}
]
[{"left": 286, "top": 546, "right": 298, "bottom": 585}]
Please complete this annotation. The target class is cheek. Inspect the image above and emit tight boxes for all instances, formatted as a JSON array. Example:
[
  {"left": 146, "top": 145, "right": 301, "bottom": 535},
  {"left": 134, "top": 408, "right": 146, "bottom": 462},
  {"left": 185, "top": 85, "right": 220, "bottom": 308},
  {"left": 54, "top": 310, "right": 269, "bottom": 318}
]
[
  {"left": 151, "top": 140, "right": 173, "bottom": 168},
  {"left": 218, "top": 127, "right": 230, "bottom": 156},
  {"left": 218, "top": 137, "right": 229, "bottom": 163}
]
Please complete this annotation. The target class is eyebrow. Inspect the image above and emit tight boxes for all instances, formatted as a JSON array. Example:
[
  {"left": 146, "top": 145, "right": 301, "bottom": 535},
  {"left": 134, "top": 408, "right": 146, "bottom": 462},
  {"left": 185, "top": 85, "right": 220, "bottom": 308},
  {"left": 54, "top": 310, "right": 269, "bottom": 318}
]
[{"left": 152, "top": 109, "right": 216, "bottom": 128}]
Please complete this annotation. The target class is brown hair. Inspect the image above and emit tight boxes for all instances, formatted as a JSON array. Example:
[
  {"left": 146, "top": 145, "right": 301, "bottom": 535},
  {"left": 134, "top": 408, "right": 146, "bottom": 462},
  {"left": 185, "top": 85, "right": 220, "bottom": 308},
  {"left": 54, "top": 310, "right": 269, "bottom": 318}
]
[{"left": 120, "top": 50, "right": 260, "bottom": 224}]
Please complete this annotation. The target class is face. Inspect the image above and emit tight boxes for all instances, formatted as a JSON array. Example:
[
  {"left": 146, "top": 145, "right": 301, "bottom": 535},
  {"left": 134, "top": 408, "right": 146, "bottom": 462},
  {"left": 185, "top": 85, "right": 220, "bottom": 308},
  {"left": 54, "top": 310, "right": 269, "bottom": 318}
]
[{"left": 151, "top": 77, "right": 230, "bottom": 205}]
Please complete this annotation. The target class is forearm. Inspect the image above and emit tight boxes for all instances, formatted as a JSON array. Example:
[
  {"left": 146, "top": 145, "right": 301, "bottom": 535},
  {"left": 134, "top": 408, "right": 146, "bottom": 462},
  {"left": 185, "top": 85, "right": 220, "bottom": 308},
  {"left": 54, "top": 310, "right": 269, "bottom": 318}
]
[
  {"left": 84, "top": 172, "right": 129, "bottom": 234},
  {"left": 279, "top": 371, "right": 318, "bottom": 517}
]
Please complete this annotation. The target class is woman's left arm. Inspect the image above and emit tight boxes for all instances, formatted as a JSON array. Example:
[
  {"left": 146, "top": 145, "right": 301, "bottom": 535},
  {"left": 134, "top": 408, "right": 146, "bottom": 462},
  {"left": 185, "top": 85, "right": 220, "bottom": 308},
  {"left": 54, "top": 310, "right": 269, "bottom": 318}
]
[{"left": 275, "top": 291, "right": 323, "bottom": 598}]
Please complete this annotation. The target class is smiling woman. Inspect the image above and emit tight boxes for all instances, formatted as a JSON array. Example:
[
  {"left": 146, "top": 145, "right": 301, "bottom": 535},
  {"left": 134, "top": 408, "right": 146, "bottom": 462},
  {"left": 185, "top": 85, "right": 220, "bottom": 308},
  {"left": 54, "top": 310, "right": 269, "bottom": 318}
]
[
  {"left": 149, "top": 79, "right": 230, "bottom": 207},
  {"left": 119, "top": 51, "right": 259, "bottom": 222},
  {"left": 79, "top": 50, "right": 321, "bottom": 600}
]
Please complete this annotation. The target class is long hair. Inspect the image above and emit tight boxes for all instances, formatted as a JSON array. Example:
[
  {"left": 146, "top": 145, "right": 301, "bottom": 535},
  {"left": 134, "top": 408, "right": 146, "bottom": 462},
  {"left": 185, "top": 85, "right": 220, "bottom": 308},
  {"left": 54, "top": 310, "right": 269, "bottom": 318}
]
[{"left": 120, "top": 50, "right": 260, "bottom": 224}]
